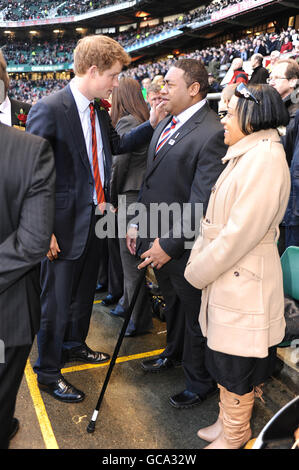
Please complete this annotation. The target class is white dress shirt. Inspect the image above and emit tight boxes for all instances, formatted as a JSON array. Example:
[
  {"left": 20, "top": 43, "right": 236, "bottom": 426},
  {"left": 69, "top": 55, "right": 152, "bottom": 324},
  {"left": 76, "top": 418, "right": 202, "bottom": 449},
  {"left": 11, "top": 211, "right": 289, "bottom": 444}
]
[
  {"left": 69, "top": 78, "right": 105, "bottom": 205},
  {"left": 0, "top": 96, "right": 12, "bottom": 127},
  {"left": 156, "top": 98, "right": 207, "bottom": 149}
]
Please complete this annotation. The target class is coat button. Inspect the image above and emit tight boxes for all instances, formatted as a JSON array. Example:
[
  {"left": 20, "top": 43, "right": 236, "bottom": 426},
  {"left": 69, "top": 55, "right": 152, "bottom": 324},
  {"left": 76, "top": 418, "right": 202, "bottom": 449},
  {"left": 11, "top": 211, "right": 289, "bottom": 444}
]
[
  {"left": 206, "top": 218, "right": 210, "bottom": 223},
  {"left": 234, "top": 271, "right": 240, "bottom": 277},
  {"left": 211, "top": 185, "right": 216, "bottom": 193}
]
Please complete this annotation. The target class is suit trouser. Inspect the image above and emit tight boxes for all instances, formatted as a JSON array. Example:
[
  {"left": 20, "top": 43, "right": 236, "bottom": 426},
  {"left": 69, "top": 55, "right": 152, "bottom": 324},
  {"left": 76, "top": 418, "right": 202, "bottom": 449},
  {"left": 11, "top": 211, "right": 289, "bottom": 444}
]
[
  {"left": 118, "top": 191, "right": 153, "bottom": 333},
  {"left": 0, "top": 345, "right": 32, "bottom": 449},
  {"left": 154, "top": 251, "right": 215, "bottom": 395},
  {"left": 34, "top": 208, "right": 102, "bottom": 384}
]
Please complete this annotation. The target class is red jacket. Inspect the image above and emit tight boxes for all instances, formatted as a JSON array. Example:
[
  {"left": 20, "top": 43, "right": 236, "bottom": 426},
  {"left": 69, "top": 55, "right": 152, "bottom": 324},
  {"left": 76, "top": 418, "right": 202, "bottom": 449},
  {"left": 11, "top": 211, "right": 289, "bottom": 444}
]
[
  {"left": 229, "top": 68, "right": 249, "bottom": 85},
  {"left": 280, "top": 42, "right": 293, "bottom": 54}
]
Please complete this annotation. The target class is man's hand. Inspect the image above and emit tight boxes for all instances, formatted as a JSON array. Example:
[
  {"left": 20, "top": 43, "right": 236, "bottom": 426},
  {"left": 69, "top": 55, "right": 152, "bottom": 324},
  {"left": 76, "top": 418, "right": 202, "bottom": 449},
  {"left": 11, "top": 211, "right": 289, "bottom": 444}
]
[
  {"left": 138, "top": 238, "right": 171, "bottom": 270},
  {"left": 149, "top": 101, "right": 168, "bottom": 128},
  {"left": 126, "top": 225, "right": 138, "bottom": 255},
  {"left": 47, "top": 234, "right": 61, "bottom": 261}
]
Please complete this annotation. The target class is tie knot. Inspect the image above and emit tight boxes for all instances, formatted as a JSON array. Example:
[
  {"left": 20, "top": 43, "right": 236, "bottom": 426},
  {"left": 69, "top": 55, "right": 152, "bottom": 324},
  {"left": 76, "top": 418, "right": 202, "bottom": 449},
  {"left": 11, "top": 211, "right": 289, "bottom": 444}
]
[{"left": 171, "top": 117, "right": 177, "bottom": 126}]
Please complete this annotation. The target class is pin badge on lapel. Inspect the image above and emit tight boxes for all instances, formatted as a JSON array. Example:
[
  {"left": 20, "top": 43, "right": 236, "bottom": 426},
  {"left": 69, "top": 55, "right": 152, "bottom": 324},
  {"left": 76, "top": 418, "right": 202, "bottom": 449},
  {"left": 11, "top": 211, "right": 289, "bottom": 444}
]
[{"left": 168, "top": 139, "right": 175, "bottom": 146}]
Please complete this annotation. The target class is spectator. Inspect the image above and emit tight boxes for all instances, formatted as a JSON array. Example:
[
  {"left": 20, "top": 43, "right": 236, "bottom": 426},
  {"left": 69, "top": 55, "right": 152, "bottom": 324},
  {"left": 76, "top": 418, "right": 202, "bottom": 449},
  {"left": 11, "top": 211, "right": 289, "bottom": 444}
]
[
  {"left": 146, "top": 82, "right": 163, "bottom": 109},
  {"left": 268, "top": 59, "right": 299, "bottom": 135},
  {"left": 281, "top": 36, "right": 293, "bottom": 54},
  {"left": 254, "top": 38, "right": 267, "bottom": 56},
  {"left": 0, "top": 118, "right": 55, "bottom": 448},
  {"left": 185, "top": 83, "right": 290, "bottom": 449},
  {"left": 266, "top": 50, "right": 281, "bottom": 73},
  {"left": 249, "top": 53, "right": 269, "bottom": 85},
  {"left": 109, "top": 77, "right": 153, "bottom": 336},
  {"left": 229, "top": 58, "right": 248, "bottom": 85}
]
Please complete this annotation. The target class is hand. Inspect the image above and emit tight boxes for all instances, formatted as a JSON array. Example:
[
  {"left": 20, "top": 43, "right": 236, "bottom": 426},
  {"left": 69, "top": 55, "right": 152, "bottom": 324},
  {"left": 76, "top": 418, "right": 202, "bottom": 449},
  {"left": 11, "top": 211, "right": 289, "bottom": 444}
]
[
  {"left": 126, "top": 226, "right": 138, "bottom": 255},
  {"left": 138, "top": 238, "right": 171, "bottom": 270},
  {"left": 149, "top": 101, "right": 168, "bottom": 128},
  {"left": 47, "top": 234, "right": 61, "bottom": 261}
]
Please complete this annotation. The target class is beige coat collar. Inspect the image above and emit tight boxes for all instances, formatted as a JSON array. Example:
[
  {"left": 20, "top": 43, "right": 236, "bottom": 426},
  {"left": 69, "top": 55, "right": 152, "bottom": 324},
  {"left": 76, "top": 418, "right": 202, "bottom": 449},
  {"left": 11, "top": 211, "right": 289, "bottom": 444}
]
[{"left": 222, "top": 128, "right": 281, "bottom": 162}]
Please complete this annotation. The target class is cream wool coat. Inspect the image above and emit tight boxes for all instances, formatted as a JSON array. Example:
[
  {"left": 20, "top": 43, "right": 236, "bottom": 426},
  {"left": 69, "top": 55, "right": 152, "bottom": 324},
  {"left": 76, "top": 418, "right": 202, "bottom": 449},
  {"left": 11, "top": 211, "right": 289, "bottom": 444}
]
[{"left": 184, "top": 129, "right": 291, "bottom": 358}]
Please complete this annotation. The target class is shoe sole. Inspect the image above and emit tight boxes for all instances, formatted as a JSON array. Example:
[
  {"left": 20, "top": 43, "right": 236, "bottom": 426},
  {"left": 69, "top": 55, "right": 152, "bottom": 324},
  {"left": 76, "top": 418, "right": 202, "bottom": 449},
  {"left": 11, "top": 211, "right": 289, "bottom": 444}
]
[{"left": 38, "top": 384, "right": 85, "bottom": 403}]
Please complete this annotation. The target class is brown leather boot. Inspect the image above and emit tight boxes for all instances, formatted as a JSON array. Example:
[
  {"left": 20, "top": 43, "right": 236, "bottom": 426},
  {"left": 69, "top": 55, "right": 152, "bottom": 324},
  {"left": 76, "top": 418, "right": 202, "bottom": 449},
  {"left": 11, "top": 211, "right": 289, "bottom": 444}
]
[
  {"left": 197, "top": 385, "right": 223, "bottom": 442},
  {"left": 205, "top": 386, "right": 254, "bottom": 449}
]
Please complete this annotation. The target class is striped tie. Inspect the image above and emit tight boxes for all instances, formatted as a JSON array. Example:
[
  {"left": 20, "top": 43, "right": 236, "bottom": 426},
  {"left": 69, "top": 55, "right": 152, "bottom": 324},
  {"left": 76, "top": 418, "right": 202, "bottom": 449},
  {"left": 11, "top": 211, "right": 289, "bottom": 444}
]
[
  {"left": 155, "top": 117, "right": 178, "bottom": 154},
  {"left": 89, "top": 103, "right": 105, "bottom": 207}
]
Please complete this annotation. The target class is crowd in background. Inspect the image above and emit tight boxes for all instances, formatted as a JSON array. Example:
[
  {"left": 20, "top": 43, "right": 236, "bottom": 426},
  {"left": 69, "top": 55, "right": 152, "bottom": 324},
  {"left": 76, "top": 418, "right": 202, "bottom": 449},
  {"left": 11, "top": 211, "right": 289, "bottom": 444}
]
[
  {"left": 0, "top": 0, "right": 124, "bottom": 21},
  {"left": 6, "top": 25, "right": 299, "bottom": 104}
]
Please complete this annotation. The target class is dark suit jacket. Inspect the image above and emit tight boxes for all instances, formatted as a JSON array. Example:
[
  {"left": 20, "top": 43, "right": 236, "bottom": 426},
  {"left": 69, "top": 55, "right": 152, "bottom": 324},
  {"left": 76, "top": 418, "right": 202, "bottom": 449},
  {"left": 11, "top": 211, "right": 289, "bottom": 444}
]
[
  {"left": 26, "top": 84, "right": 154, "bottom": 260},
  {"left": 137, "top": 102, "right": 228, "bottom": 259},
  {"left": 0, "top": 124, "right": 55, "bottom": 347},
  {"left": 10, "top": 98, "right": 31, "bottom": 127}
]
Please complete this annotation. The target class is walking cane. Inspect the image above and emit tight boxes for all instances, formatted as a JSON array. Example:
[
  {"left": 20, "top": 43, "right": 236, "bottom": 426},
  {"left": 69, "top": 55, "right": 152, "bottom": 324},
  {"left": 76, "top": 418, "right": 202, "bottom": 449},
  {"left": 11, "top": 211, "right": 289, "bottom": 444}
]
[{"left": 87, "top": 267, "right": 147, "bottom": 433}]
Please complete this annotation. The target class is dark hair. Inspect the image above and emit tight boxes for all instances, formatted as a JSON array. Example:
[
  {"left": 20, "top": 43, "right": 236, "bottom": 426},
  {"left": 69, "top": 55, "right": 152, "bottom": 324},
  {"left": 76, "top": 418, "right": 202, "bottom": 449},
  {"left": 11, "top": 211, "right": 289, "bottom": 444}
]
[
  {"left": 111, "top": 77, "right": 150, "bottom": 127},
  {"left": 175, "top": 58, "right": 209, "bottom": 99},
  {"left": 235, "top": 84, "right": 290, "bottom": 135}
]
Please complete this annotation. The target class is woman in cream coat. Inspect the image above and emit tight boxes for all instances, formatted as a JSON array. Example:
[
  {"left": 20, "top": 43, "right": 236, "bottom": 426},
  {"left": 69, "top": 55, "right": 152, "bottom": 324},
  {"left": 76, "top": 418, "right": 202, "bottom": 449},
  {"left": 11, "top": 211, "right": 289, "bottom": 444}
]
[{"left": 185, "top": 83, "right": 291, "bottom": 449}]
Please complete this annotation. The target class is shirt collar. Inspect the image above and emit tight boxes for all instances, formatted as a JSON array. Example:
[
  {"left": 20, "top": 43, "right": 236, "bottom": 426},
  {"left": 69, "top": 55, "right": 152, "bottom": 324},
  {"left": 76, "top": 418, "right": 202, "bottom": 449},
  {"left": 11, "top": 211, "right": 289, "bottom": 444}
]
[
  {"left": 174, "top": 99, "right": 207, "bottom": 125},
  {"left": 70, "top": 78, "right": 92, "bottom": 113}
]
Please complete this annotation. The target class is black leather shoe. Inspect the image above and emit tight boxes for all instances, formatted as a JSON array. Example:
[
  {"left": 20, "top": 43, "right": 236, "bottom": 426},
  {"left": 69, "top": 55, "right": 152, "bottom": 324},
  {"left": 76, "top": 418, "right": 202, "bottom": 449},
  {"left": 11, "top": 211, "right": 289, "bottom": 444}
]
[
  {"left": 169, "top": 386, "right": 218, "bottom": 409},
  {"left": 38, "top": 377, "right": 85, "bottom": 403},
  {"left": 9, "top": 418, "right": 19, "bottom": 440},
  {"left": 95, "top": 283, "right": 107, "bottom": 293},
  {"left": 101, "top": 294, "right": 121, "bottom": 306},
  {"left": 67, "top": 344, "right": 110, "bottom": 364},
  {"left": 141, "top": 357, "right": 178, "bottom": 372}
]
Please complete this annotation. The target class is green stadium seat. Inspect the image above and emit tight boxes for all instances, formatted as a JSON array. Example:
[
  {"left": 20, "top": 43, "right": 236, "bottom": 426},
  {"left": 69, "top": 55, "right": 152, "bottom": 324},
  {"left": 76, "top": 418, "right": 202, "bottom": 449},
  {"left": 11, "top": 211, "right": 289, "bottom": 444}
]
[{"left": 280, "top": 246, "right": 299, "bottom": 301}]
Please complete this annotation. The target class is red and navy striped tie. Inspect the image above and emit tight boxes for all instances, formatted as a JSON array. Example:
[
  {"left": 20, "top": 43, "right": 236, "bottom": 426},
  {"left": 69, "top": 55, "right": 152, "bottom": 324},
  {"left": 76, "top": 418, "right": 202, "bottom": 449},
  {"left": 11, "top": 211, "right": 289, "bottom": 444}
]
[
  {"left": 89, "top": 103, "right": 105, "bottom": 206},
  {"left": 155, "top": 117, "right": 178, "bottom": 154}
]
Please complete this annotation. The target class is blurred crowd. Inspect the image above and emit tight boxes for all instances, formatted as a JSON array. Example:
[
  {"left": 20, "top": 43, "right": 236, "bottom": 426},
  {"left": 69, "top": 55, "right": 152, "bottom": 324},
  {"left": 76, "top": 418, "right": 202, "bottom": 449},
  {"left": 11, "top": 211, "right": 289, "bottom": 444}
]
[
  {"left": 0, "top": 0, "right": 124, "bottom": 21},
  {"left": 6, "top": 25, "right": 299, "bottom": 104}
]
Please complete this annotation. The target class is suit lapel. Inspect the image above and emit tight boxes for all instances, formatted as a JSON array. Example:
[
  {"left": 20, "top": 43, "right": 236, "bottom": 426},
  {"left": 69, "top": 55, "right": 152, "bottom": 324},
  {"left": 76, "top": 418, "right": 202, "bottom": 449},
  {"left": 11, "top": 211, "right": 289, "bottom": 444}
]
[
  {"left": 145, "top": 103, "right": 210, "bottom": 180},
  {"left": 62, "top": 85, "right": 92, "bottom": 178}
]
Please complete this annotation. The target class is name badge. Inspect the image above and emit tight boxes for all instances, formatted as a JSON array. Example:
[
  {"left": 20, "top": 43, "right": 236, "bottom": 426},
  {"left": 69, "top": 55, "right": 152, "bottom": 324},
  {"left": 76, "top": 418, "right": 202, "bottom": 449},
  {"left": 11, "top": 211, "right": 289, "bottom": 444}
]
[{"left": 168, "top": 139, "right": 176, "bottom": 146}]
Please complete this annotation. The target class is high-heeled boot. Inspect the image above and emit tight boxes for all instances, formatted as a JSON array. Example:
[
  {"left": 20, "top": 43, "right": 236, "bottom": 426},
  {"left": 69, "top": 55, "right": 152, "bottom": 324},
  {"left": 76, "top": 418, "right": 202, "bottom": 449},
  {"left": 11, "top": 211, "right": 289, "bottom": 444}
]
[
  {"left": 197, "top": 385, "right": 223, "bottom": 442},
  {"left": 205, "top": 386, "right": 254, "bottom": 449}
]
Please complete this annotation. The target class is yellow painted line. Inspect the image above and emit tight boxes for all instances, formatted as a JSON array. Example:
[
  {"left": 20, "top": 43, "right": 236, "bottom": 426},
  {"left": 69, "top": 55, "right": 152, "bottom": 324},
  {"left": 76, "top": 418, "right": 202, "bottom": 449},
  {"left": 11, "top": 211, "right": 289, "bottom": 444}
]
[
  {"left": 93, "top": 300, "right": 102, "bottom": 304},
  {"left": 24, "top": 359, "right": 59, "bottom": 450},
  {"left": 62, "top": 348, "right": 164, "bottom": 374}
]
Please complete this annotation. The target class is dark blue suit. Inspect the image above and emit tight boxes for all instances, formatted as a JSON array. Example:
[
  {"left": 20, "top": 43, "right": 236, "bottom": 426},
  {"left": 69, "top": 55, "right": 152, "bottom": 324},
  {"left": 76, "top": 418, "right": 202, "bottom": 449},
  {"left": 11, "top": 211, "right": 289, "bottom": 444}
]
[{"left": 26, "top": 84, "right": 154, "bottom": 383}]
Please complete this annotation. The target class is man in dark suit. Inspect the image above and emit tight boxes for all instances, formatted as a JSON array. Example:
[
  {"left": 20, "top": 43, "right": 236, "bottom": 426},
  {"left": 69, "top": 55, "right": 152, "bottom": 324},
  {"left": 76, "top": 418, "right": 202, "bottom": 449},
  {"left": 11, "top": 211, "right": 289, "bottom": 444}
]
[
  {"left": 26, "top": 35, "right": 163, "bottom": 403},
  {"left": 0, "top": 123, "right": 55, "bottom": 448},
  {"left": 127, "top": 59, "right": 228, "bottom": 408},
  {"left": 0, "top": 50, "right": 31, "bottom": 129}
]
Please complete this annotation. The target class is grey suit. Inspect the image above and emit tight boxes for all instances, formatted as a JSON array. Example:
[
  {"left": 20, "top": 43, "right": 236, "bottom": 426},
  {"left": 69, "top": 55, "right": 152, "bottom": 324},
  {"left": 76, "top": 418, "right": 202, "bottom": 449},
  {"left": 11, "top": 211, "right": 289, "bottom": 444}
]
[
  {"left": 0, "top": 123, "right": 55, "bottom": 448},
  {"left": 110, "top": 114, "right": 153, "bottom": 334}
]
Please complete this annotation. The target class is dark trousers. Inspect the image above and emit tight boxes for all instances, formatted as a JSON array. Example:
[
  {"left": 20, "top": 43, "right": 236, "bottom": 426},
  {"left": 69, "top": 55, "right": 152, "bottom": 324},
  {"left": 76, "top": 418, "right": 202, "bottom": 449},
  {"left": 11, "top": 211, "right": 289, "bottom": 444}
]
[
  {"left": 0, "top": 345, "right": 32, "bottom": 449},
  {"left": 34, "top": 208, "right": 102, "bottom": 384},
  {"left": 154, "top": 251, "right": 215, "bottom": 395}
]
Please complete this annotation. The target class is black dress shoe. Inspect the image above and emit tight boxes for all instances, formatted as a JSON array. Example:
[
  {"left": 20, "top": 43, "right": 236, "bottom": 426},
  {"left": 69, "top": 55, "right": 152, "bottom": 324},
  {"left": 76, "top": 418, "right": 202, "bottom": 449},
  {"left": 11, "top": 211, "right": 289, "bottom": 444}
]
[
  {"left": 95, "top": 283, "right": 107, "bottom": 293},
  {"left": 38, "top": 377, "right": 85, "bottom": 403},
  {"left": 67, "top": 344, "right": 110, "bottom": 364},
  {"left": 169, "top": 386, "right": 218, "bottom": 409},
  {"left": 9, "top": 418, "right": 19, "bottom": 440},
  {"left": 141, "top": 357, "right": 178, "bottom": 372},
  {"left": 101, "top": 294, "right": 121, "bottom": 306}
]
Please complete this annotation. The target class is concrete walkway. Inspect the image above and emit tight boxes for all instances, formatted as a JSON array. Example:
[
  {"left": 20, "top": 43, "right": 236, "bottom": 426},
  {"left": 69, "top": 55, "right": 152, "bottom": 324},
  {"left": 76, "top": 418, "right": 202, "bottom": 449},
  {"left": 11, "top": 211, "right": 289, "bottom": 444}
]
[{"left": 10, "top": 291, "right": 299, "bottom": 451}]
